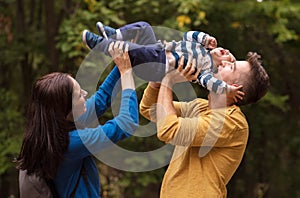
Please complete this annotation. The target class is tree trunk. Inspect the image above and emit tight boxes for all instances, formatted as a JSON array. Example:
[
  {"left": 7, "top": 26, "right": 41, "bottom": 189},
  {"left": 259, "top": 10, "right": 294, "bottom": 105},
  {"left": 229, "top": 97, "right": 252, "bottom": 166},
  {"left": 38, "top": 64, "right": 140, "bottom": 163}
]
[
  {"left": 45, "top": 0, "right": 59, "bottom": 72},
  {"left": 16, "top": 0, "right": 33, "bottom": 105}
]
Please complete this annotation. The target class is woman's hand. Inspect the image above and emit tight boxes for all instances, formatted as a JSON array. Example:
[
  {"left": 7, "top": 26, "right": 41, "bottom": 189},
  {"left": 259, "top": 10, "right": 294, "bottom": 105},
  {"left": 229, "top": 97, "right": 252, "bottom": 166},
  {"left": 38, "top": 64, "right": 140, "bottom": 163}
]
[
  {"left": 108, "top": 41, "right": 135, "bottom": 90},
  {"left": 109, "top": 41, "right": 131, "bottom": 75}
]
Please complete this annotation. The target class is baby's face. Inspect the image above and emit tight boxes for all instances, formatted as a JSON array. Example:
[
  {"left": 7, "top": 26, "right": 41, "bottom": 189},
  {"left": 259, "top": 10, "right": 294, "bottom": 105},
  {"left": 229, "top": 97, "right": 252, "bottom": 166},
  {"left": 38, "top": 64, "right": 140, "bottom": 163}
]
[{"left": 210, "top": 47, "right": 236, "bottom": 65}]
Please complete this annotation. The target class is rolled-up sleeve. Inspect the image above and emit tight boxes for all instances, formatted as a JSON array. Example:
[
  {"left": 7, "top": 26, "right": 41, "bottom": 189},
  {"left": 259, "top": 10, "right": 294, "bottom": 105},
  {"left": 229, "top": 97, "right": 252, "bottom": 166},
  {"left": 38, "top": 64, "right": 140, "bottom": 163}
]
[
  {"left": 139, "top": 85, "right": 160, "bottom": 121},
  {"left": 156, "top": 99, "right": 248, "bottom": 148},
  {"left": 157, "top": 114, "right": 181, "bottom": 143}
]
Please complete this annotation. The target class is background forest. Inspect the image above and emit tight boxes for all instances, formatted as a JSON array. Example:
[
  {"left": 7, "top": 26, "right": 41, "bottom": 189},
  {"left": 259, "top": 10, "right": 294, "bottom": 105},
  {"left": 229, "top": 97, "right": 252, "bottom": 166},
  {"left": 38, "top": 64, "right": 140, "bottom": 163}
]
[{"left": 1, "top": 0, "right": 300, "bottom": 197}]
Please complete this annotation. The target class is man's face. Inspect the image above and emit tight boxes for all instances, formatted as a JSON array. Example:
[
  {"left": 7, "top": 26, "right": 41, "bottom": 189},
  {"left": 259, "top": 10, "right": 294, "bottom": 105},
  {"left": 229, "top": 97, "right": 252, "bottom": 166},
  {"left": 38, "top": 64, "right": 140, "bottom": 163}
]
[{"left": 214, "top": 60, "right": 250, "bottom": 84}]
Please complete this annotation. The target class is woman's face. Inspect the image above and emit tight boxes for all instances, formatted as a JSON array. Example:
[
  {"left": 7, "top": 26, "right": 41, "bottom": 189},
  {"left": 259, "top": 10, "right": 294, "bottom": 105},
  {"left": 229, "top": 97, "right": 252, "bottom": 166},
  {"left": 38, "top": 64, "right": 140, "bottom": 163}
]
[{"left": 69, "top": 76, "right": 88, "bottom": 120}]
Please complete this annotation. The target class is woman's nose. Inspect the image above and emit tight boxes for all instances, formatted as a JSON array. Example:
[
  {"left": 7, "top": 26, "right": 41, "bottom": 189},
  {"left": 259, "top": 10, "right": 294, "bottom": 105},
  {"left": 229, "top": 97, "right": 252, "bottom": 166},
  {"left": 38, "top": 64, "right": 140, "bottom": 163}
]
[{"left": 82, "top": 90, "right": 88, "bottom": 97}]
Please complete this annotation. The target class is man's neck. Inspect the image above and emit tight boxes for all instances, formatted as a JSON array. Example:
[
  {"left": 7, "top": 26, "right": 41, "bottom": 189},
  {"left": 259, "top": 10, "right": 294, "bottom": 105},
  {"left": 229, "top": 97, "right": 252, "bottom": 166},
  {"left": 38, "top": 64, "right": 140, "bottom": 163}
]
[{"left": 208, "top": 93, "right": 234, "bottom": 109}]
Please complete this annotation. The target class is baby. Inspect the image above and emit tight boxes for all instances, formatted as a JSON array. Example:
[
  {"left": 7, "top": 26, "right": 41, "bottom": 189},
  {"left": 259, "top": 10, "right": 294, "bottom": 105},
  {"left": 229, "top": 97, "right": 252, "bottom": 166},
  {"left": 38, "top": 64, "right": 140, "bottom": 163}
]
[{"left": 82, "top": 21, "right": 242, "bottom": 99}]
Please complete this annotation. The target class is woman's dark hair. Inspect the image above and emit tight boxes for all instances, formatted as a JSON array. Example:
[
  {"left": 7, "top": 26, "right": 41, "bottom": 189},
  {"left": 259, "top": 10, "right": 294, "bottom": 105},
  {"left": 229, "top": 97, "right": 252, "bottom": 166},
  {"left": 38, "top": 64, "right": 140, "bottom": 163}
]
[
  {"left": 236, "top": 52, "right": 270, "bottom": 106},
  {"left": 17, "top": 72, "right": 76, "bottom": 179}
]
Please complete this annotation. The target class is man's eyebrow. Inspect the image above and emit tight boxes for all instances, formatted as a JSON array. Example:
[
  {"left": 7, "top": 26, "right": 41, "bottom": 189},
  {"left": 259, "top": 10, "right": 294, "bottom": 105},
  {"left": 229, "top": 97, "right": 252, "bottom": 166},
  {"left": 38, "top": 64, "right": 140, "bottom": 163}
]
[
  {"left": 233, "top": 61, "right": 237, "bottom": 71},
  {"left": 231, "top": 56, "right": 237, "bottom": 71}
]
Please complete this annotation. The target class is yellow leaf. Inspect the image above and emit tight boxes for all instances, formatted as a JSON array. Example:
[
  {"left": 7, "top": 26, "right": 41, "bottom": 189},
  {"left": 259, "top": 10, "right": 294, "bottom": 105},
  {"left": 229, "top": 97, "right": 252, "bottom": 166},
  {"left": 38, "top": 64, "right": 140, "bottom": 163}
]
[
  {"left": 176, "top": 15, "right": 191, "bottom": 27},
  {"left": 231, "top": 22, "right": 241, "bottom": 29},
  {"left": 198, "top": 11, "right": 206, "bottom": 20}
]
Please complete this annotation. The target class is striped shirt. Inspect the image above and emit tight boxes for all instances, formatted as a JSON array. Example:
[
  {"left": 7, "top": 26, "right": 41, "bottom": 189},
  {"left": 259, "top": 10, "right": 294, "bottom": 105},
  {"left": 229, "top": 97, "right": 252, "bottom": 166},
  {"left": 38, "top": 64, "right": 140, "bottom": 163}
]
[{"left": 165, "top": 31, "right": 228, "bottom": 94}]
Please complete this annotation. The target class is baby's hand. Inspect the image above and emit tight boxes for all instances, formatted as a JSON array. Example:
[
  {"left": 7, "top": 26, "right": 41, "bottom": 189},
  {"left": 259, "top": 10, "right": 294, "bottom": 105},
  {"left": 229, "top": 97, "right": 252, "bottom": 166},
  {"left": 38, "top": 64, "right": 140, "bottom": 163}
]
[
  {"left": 227, "top": 84, "right": 244, "bottom": 103},
  {"left": 206, "top": 35, "right": 217, "bottom": 49}
]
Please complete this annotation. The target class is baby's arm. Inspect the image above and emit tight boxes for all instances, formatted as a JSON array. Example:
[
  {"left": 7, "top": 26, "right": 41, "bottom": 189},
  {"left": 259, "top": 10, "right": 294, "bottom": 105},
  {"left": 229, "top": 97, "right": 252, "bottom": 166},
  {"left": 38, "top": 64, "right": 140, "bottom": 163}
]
[
  {"left": 183, "top": 31, "right": 217, "bottom": 49},
  {"left": 198, "top": 72, "right": 244, "bottom": 101},
  {"left": 226, "top": 84, "right": 245, "bottom": 103}
]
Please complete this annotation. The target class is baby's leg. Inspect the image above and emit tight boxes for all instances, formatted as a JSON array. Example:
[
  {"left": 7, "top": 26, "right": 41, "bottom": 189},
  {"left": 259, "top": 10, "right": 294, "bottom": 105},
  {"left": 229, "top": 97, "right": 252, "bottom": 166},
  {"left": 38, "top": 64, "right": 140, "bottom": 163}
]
[
  {"left": 83, "top": 30, "right": 130, "bottom": 55},
  {"left": 97, "top": 21, "right": 157, "bottom": 45},
  {"left": 118, "top": 21, "right": 157, "bottom": 45},
  {"left": 82, "top": 30, "right": 166, "bottom": 81}
]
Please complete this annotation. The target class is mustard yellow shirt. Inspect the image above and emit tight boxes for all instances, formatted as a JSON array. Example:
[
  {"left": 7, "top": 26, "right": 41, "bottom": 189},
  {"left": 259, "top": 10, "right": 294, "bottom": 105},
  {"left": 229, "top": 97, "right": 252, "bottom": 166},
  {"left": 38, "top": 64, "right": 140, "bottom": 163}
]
[{"left": 139, "top": 85, "right": 249, "bottom": 198}]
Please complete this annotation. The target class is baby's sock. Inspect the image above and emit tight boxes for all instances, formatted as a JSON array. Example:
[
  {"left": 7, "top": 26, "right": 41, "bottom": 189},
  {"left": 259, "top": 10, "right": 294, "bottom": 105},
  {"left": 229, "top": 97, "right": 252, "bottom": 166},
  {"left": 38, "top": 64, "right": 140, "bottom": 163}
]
[
  {"left": 104, "top": 25, "right": 117, "bottom": 38},
  {"left": 97, "top": 22, "right": 120, "bottom": 39},
  {"left": 105, "top": 26, "right": 123, "bottom": 40}
]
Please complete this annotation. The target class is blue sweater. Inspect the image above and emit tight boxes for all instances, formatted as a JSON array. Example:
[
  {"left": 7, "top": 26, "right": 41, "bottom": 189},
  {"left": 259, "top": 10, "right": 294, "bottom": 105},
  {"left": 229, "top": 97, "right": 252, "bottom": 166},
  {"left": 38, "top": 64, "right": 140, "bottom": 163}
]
[{"left": 54, "top": 66, "right": 138, "bottom": 197}]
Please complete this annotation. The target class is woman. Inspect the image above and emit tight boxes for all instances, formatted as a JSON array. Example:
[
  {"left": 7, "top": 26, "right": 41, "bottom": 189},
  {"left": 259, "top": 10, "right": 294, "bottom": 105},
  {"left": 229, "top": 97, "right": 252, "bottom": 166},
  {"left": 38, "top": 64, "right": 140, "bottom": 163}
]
[{"left": 17, "top": 42, "right": 138, "bottom": 197}]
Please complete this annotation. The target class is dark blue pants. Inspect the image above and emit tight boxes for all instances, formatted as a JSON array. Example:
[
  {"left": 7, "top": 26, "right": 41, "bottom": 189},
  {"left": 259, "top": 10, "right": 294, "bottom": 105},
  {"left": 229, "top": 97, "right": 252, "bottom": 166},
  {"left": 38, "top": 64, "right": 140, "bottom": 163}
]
[
  {"left": 96, "top": 22, "right": 166, "bottom": 82},
  {"left": 118, "top": 21, "right": 157, "bottom": 45}
]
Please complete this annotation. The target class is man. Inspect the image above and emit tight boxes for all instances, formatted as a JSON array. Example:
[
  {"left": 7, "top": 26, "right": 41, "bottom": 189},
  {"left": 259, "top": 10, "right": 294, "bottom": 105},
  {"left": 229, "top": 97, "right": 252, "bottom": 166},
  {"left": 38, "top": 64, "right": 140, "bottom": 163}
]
[{"left": 139, "top": 52, "right": 270, "bottom": 198}]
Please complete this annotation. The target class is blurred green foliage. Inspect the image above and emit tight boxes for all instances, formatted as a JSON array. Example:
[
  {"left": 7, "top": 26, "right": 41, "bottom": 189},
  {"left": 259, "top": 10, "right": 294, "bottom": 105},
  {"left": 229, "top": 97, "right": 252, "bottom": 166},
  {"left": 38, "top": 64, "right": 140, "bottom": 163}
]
[{"left": 0, "top": 89, "right": 23, "bottom": 174}]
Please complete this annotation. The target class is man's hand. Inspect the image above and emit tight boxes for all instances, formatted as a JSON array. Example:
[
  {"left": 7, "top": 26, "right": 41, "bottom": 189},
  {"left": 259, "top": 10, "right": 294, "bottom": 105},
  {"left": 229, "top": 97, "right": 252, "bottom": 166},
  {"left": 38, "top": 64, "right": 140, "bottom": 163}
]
[
  {"left": 163, "top": 56, "right": 200, "bottom": 87},
  {"left": 177, "top": 56, "right": 200, "bottom": 82},
  {"left": 149, "top": 82, "right": 161, "bottom": 89}
]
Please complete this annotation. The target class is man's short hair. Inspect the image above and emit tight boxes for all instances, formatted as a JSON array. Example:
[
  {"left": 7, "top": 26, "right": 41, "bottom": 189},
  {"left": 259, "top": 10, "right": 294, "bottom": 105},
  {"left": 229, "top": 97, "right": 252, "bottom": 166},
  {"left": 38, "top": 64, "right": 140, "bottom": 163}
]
[{"left": 236, "top": 52, "right": 270, "bottom": 106}]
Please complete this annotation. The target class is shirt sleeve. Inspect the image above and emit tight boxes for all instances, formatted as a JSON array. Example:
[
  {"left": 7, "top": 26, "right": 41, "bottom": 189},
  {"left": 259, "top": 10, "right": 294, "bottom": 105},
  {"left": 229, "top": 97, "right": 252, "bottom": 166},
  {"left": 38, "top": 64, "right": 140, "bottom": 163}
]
[
  {"left": 157, "top": 99, "right": 248, "bottom": 148},
  {"left": 139, "top": 84, "right": 182, "bottom": 122},
  {"left": 198, "top": 71, "right": 228, "bottom": 94},
  {"left": 75, "top": 89, "right": 139, "bottom": 156},
  {"left": 183, "top": 31, "right": 209, "bottom": 47},
  {"left": 139, "top": 84, "right": 160, "bottom": 122}
]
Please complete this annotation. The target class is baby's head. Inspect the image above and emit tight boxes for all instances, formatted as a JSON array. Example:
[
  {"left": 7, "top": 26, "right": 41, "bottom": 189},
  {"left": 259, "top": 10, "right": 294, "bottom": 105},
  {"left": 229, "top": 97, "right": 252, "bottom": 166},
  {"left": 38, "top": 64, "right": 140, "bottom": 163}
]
[{"left": 210, "top": 47, "right": 236, "bottom": 67}]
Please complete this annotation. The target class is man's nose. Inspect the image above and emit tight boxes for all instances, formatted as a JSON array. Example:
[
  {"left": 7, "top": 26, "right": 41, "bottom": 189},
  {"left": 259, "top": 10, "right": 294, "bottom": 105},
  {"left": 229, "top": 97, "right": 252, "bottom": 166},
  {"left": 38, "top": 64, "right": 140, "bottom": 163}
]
[{"left": 219, "top": 61, "right": 226, "bottom": 67}]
